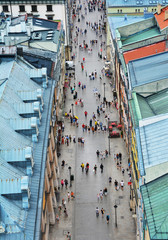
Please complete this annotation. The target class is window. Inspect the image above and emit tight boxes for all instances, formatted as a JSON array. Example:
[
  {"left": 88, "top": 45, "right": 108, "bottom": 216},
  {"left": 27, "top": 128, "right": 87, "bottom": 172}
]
[
  {"left": 31, "top": 5, "right": 38, "bottom": 12},
  {"left": 2, "top": 5, "right": 9, "bottom": 12},
  {"left": 47, "top": 5, "right": 53, "bottom": 11},
  {"left": 19, "top": 5, "right": 25, "bottom": 12},
  {"left": 47, "top": 15, "right": 53, "bottom": 20},
  {"left": 138, "top": 9, "right": 140, "bottom": 12}
]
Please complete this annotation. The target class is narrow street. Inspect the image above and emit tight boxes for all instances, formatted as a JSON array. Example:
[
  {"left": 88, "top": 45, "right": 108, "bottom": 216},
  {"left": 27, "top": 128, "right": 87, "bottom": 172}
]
[{"left": 50, "top": 1, "right": 136, "bottom": 239}]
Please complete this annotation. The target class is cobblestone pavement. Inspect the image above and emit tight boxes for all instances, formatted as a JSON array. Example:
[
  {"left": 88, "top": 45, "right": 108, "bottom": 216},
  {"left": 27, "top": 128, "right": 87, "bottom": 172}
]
[{"left": 49, "top": 1, "right": 136, "bottom": 239}]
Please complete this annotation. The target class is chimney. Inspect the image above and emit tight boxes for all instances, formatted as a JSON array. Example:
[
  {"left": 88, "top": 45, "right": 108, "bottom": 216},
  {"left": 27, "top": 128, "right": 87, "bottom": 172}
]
[
  {"left": 165, "top": 10, "right": 168, "bottom": 20},
  {"left": 157, "top": 3, "right": 161, "bottom": 15}
]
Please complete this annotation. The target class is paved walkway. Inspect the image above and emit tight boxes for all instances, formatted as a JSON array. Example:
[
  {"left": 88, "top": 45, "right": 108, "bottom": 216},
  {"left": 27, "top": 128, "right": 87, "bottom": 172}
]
[{"left": 49, "top": 1, "right": 136, "bottom": 239}]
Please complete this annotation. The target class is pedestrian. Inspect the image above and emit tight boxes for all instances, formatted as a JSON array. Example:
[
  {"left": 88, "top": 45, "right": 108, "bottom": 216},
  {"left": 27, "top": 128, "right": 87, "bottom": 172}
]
[
  {"left": 93, "top": 164, "right": 97, "bottom": 174},
  {"left": 84, "top": 110, "right": 88, "bottom": 117},
  {"left": 119, "top": 152, "right": 122, "bottom": 161},
  {"left": 101, "top": 208, "right": 105, "bottom": 217},
  {"left": 120, "top": 180, "right": 124, "bottom": 190},
  {"left": 86, "top": 162, "right": 89, "bottom": 173},
  {"left": 100, "top": 163, "right": 104, "bottom": 173},
  {"left": 64, "top": 207, "right": 68, "bottom": 217},
  {"left": 114, "top": 180, "right": 119, "bottom": 191},
  {"left": 66, "top": 232, "right": 71, "bottom": 240},
  {"left": 67, "top": 192, "right": 71, "bottom": 202},
  {"left": 56, "top": 215, "right": 60, "bottom": 222},
  {"left": 109, "top": 177, "right": 112, "bottom": 184},
  {"left": 73, "top": 135, "right": 76, "bottom": 143},
  {"left": 61, "top": 179, "right": 64, "bottom": 188},
  {"left": 96, "top": 207, "right": 99, "bottom": 217},
  {"left": 61, "top": 160, "right": 65, "bottom": 168},
  {"left": 71, "top": 191, "right": 75, "bottom": 199},
  {"left": 64, "top": 179, "right": 68, "bottom": 189},
  {"left": 106, "top": 214, "right": 110, "bottom": 224},
  {"left": 99, "top": 190, "right": 103, "bottom": 200},
  {"left": 81, "top": 162, "right": 85, "bottom": 172},
  {"left": 90, "top": 119, "right": 92, "bottom": 127},
  {"left": 97, "top": 193, "right": 100, "bottom": 201},
  {"left": 103, "top": 187, "right": 108, "bottom": 196},
  {"left": 122, "top": 167, "right": 125, "bottom": 176}
]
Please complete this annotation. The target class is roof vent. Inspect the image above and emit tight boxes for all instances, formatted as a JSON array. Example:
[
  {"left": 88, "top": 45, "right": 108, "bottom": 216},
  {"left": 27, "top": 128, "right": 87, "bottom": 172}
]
[
  {"left": 165, "top": 10, "right": 168, "bottom": 20},
  {"left": 32, "top": 32, "right": 42, "bottom": 40}
]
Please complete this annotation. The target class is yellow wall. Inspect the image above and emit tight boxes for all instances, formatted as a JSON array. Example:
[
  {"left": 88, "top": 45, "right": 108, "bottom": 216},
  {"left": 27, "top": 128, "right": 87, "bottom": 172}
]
[{"left": 131, "top": 128, "right": 139, "bottom": 190}]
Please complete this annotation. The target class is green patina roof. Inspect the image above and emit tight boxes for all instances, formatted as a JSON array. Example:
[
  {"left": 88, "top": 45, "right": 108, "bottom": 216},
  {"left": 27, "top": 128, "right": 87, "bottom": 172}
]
[
  {"left": 147, "top": 88, "right": 168, "bottom": 115},
  {"left": 141, "top": 173, "right": 168, "bottom": 240},
  {"left": 129, "top": 89, "right": 168, "bottom": 127},
  {"left": 121, "top": 27, "right": 160, "bottom": 46}
]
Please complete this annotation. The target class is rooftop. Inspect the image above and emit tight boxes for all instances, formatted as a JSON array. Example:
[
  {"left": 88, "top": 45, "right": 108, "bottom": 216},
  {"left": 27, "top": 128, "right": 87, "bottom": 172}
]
[
  {"left": 1, "top": 15, "right": 63, "bottom": 52},
  {"left": 108, "top": 15, "right": 152, "bottom": 40},
  {"left": 141, "top": 173, "right": 168, "bottom": 240},
  {"left": 107, "top": 0, "right": 166, "bottom": 7},
  {"left": 123, "top": 40, "right": 166, "bottom": 64},
  {"left": 129, "top": 88, "right": 168, "bottom": 127},
  {"left": 128, "top": 51, "right": 168, "bottom": 89},
  {"left": 0, "top": 55, "right": 54, "bottom": 239},
  {"left": 154, "top": 5, "right": 168, "bottom": 30},
  {"left": 137, "top": 113, "right": 168, "bottom": 178}
]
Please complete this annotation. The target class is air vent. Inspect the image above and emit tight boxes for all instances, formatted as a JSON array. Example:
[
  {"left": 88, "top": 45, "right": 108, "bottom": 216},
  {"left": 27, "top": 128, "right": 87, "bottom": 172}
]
[{"left": 32, "top": 32, "right": 42, "bottom": 40}]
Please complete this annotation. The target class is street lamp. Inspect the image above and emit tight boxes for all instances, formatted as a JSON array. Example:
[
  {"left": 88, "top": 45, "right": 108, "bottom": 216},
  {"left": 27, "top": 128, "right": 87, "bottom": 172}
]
[
  {"left": 68, "top": 166, "right": 72, "bottom": 187},
  {"left": 71, "top": 103, "right": 74, "bottom": 116},
  {"left": 114, "top": 205, "right": 118, "bottom": 227},
  {"left": 103, "top": 82, "right": 106, "bottom": 102},
  {"left": 108, "top": 136, "right": 111, "bottom": 155}
]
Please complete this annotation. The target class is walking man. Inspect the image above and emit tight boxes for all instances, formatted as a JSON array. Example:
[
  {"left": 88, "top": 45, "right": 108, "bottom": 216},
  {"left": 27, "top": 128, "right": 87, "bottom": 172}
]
[
  {"left": 100, "top": 163, "right": 104, "bottom": 173},
  {"left": 81, "top": 162, "right": 85, "bottom": 172}
]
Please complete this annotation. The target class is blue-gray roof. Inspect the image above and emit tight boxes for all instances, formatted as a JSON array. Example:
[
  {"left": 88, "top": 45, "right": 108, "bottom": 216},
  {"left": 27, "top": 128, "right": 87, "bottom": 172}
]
[
  {"left": 138, "top": 113, "right": 168, "bottom": 174},
  {"left": 108, "top": 15, "right": 153, "bottom": 39},
  {"left": 128, "top": 51, "right": 168, "bottom": 89},
  {"left": 107, "top": 0, "right": 166, "bottom": 7},
  {"left": 0, "top": 55, "right": 54, "bottom": 239}
]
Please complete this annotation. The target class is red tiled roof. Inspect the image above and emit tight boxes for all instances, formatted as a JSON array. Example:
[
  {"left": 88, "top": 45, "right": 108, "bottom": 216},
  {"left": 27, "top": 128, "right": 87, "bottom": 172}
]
[
  {"left": 123, "top": 41, "right": 166, "bottom": 64},
  {"left": 154, "top": 6, "right": 168, "bottom": 30}
]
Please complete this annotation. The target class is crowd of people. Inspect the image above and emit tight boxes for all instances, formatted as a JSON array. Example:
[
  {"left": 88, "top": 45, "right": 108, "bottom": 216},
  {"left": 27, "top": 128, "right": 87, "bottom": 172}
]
[{"left": 55, "top": 0, "right": 132, "bottom": 238}]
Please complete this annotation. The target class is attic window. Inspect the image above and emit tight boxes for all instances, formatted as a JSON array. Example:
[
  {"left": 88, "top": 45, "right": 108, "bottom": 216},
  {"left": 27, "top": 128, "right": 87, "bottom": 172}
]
[
  {"left": 47, "top": 5, "right": 53, "bottom": 12},
  {"left": 2, "top": 5, "right": 9, "bottom": 12},
  {"left": 19, "top": 5, "right": 25, "bottom": 12},
  {"left": 31, "top": 5, "right": 38, "bottom": 12}
]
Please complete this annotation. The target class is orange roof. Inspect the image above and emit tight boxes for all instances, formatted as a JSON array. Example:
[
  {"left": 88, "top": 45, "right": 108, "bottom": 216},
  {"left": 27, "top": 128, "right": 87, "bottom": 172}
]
[
  {"left": 154, "top": 6, "right": 168, "bottom": 30},
  {"left": 123, "top": 41, "right": 166, "bottom": 64}
]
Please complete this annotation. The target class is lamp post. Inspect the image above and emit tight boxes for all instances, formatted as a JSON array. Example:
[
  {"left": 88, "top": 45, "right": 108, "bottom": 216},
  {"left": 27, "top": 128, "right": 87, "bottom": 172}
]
[
  {"left": 108, "top": 136, "right": 110, "bottom": 155},
  {"left": 68, "top": 166, "right": 72, "bottom": 187},
  {"left": 114, "top": 205, "right": 118, "bottom": 227},
  {"left": 71, "top": 103, "right": 74, "bottom": 116},
  {"left": 103, "top": 82, "right": 106, "bottom": 102}
]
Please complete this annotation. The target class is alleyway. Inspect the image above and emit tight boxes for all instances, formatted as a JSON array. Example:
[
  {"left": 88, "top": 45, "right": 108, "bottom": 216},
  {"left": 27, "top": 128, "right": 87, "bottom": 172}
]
[{"left": 49, "top": 1, "right": 136, "bottom": 239}]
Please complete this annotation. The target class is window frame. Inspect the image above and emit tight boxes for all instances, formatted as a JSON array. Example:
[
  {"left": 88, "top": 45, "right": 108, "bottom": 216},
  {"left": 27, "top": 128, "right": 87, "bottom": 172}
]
[
  {"left": 2, "top": 5, "right": 9, "bottom": 12},
  {"left": 31, "top": 5, "right": 38, "bottom": 12},
  {"left": 47, "top": 5, "right": 53, "bottom": 12},
  {"left": 19, "top": 5, "right": 25, "bottom": 12}
]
